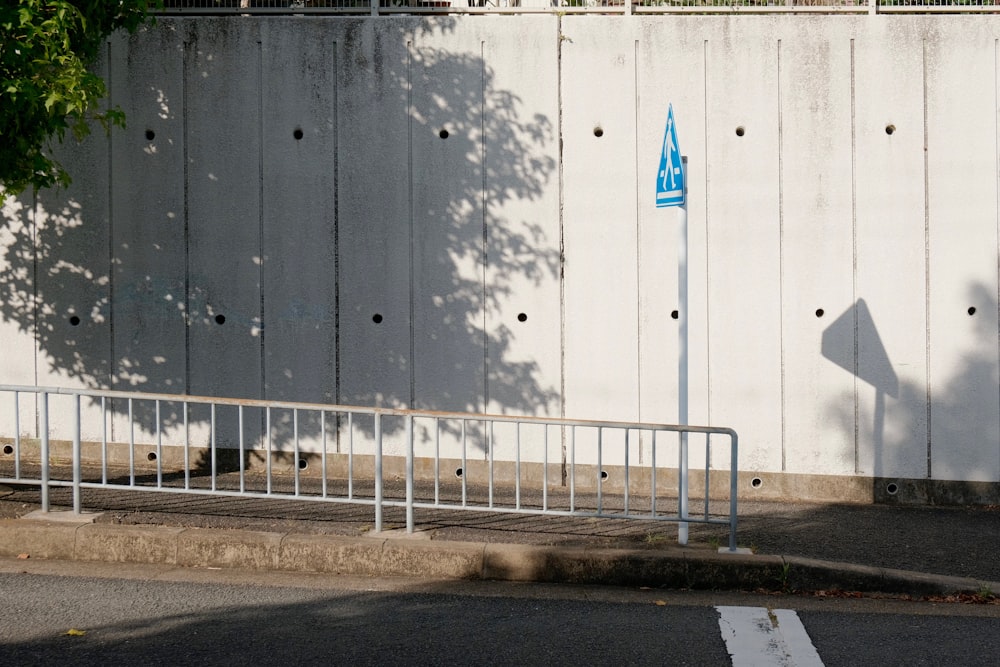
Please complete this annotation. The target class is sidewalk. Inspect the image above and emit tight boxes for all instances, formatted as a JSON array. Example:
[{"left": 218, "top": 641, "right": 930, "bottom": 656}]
[{"left": 1, "top": 483, "right": 997, "bottom": 598}]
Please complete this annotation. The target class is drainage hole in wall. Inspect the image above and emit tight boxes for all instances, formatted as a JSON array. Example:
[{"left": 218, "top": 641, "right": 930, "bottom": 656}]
[
  {"left": 600, "top": 470, "right": 609, "bottom": 481},
  {"left": 968, "top": 306, "right": 977, "bottom": 316},
  {"left": 885, "top": 124, "right": 896, "bottom": 135},
  {"left": 815, "top": 308, "right": 825, "bottom": 318},
  {"left": 735, "top": 126, "right": 745, "bottom": 137},
  {"left": 214, "top": 314, "right": 226, "bottom": 325},
  {"left": 147, "top": 452, "right": 157, "bottom": 462},
  {"left": 372, "top": 313, "right": 383, "bottom": 324},
  {"left": 593, "top": 126, "right": 604, "bottom": 138},
  {"left": 750, "top": 477, "right": 763, "bottom": 489},
  {"left": 298, "top": 458, "right": 308, "bottom": 471},
  {"left": 454, "top": 467, "right": 463, "bottom": 478},
  {"left": 293, "top": 128, "right": 304, "bottom": 140},
  {"left": 145, "top": 129, "right": 155, "bottom": 141},
  {"left": 69, "top": 315, "right": 81, "bottom": 326},
  {"left": 517, "top": 313, "right": 527, "bottom": 322},
  {"left": 2, "top": 445, "right": 13, "bottom": 455},
  {"left": 439, "top": 129, "right": 449, "bottom": 139},
  {"left": 886, "top": 482, "right": 899, "bottom": 495},
  {"left": 671, "top": 310, "right": 679, "bottom": 320}
]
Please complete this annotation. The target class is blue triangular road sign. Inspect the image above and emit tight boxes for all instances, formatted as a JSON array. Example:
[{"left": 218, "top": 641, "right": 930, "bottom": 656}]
[{"left": 656, "top": 104, "right": 685, "bottom": 208}]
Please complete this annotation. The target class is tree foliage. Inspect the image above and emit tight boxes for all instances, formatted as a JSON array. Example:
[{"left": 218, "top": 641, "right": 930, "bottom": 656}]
[{"left": 0, "top": 0, "right": 162, "bottom": 198}]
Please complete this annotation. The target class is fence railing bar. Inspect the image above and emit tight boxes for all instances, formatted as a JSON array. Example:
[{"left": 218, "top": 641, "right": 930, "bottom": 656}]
[
  {"left": 128, "top": 398, "right": 135, "bottom": 487},
  {"left": 348, "top": 412, "right": 354, "bottom": 499},
  {"left": 515, "top": 422, "right": 521, "bottom": 511},
  {"left": 40, "top": 392, "right": 49, "bottom": 512},
  {"left": 156, "top": 400, "right": 163, "bottom": 488},
  {"left": 239, "top": 404, "right": 246, "bottom": 494},
  {"left": 266, "top": 407, "right": 273, "bottom": 495},
  {"left": 542, "top": 423, "right": 549, "bottom": 512},
  {"left": 13, "top": 390, "right": 20, "bottom": 480},
  {"left": 210, "top": 403, "right": 217, "bottom": 492},
  {"left": 434, "top": 418, "right": 441, "bottom": 505},
  {"left": 321, "top": 410, "right": 328, "bottom": 498},
  {"left": 488, "top": 419, "right": 495, "bottom": 509},
  {"left": 624, "top": 428, "right": 630, "bottom": 516},
  {"left": 406, "top": 414, "right": 414, "bottom": 533},
  {"left": 651, "top": 429, "right": 657, "bottom": 517},
  {"left": 597, "top": 426, "right": 603, "bottom": 514},
  {"left": 101, "top": 396, "right": 108, "bottom": 485},
  {"left": 73, "top": 394, "right": 81, "bottom": 514},
  {"left": 293, "top": 408, "right": 301, "bottom": 497},
  {"left": 570, "top": 425, "right": 576, "bottom": 513},
  {"left": 461, "top": 419, "right": 468, "bottom": 507},
  {"left": 184, "top": 401, "right": 190, "bottom": 490},
  {"left": 374, "top": 412, "right": 383, "bottom": 532}
]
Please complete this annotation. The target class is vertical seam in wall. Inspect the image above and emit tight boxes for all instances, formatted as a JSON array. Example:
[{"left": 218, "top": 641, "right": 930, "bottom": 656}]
[
  {"left": 923, "top": 37, "right": 932, "bottom": 479},
  {"left": 777, "top": 38, "right": 786, "bottom": 472},
  {"left": 333, "top": 42, "right": 341, "bottom": 414},
  {"left": 633, "top": 38, "right": 641, "bottom": 428},
  {"left": 850, "top": 38, "right": 859, "bottom": 475},
  {"left": 481, "top": 41, "right": 488, "bottom": 413},
  {"left": 107, "top": 39, "right": 115, "bottom": 395},
  {"left": 557, "top": 16, "right": 567, "bottom": 485},
  {"left": 407, "top": 42, "right": 415, "bottom": 409},
  {"left": 703, "top": 38, "right": 711, "bottom": 429},
  {"left": 257, "top": 38, "right": 265, "bottom": 402},
  {"left": 182, "top": 36, "right": 191, "bottom": 396}
]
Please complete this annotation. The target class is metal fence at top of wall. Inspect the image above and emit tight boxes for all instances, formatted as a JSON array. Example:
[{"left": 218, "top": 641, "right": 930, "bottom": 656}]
[
  {"left": 155, "top": 0, "right": 1000, "bottom": 15},
  {"left": 0, "top": 385, "right": 740, "bottom": 550}
]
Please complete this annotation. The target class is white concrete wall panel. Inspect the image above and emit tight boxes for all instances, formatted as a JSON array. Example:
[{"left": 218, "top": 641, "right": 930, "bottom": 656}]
[
  {"left": 779, "top": 20, "right": 857, "bottom": 476},
  {"left": 109, "top": 28, "right": 188, "bottom": 444},
  {"left": 852, "top": 19, "right": 928, "bottom": 479},
  {"left": 924, "top": 22, "right": 1000, "bottom": 483},
  {"left": 701, "top": 20, "right": 783, "bottom": 474},
  {"left": 337, "top": 20, "right": 412, "bottom": 418},
  {"left": 0, "top": 195, "right": 39, "bottom": 438},
  {"left": 259, "top": 21, "right": 338, "bottom": 453},
  {"left": 560, "top": 18, "right": 639, "bottom": 470},
  {"left": 409, "top": 23, "right": 488, "bottom": 424},
  {"left": 185, "top": 20, "right": 264, "bottom": 448},
  {"left": 33, "top": 113, "right": 112, "bottom": 442},
  {"left": 482, "top": 18, "right": 562, "bottom": 466}
]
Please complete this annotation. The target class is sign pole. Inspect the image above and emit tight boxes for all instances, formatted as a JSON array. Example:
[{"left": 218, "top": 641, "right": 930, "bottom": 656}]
[
  {"left": 655, "top": 104, "right": 688, "bottom": 546},
  {"left": 677, "top": 157, "right": 689, "bottom": 546}
]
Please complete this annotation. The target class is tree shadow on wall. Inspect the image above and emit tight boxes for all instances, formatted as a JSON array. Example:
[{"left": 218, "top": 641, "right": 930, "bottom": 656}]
[
  {"left": 823, "top": 283, "right": 1000, "bottom": 501},
  {"left": 0, "top": 18, "right": 560, "bottom": 455}
]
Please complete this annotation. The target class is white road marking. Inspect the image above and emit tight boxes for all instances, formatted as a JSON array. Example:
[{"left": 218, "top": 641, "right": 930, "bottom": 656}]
[{"left": 717, "top": 606, "right": 824, "bottom": 667}]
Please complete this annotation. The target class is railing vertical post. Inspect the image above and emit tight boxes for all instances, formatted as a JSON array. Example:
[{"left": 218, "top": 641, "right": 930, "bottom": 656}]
[
  {"left": 406, "top": 414, "right": 414, "bottom": 533},
  {"left": 374, "top": 412, "right": 383, "bottom": 532},
  {"left": 371, "top": 0, "right": 378, "bottom": 17},
  {"left": 13, "top": 391, "right": 21, "bottom": 479},
  {"left": 728, "top": 431, "right": 739, "bottom": 552},
  {"left": 39, "top": 392, "right": 49, "bottom": 512},
  {"left": 72, "top": 394, "right": 81, "bottom": 514}
]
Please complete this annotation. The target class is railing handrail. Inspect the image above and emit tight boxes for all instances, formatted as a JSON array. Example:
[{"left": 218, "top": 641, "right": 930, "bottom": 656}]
[{"left": 0, "top": 383, "right": 737, "bottom": 438}]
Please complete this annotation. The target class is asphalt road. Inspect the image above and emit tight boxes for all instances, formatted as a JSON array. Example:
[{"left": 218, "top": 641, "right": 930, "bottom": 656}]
[{"left": 1, "top": 559, "right": 998, "bottom": 666}]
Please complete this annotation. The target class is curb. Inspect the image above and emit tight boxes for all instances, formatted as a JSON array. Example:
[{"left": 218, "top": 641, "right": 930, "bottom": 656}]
[{"left": 2, "top": 518, "right": 996, "bottom": 597}]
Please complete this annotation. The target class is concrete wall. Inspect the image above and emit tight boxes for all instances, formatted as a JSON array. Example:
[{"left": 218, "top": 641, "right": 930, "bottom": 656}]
[{"left": 2, "top": 14, "right": 1000, "bottom": 498}]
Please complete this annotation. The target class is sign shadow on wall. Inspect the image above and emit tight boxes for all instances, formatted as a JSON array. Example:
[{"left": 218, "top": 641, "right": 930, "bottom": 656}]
[{"left": 821, "top": 299, "right": 898, "bottom": 477}]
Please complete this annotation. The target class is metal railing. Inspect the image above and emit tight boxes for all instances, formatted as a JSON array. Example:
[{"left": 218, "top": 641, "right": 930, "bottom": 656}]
[
  {"left": 0, "top": 384, "right": 739, "bottom": 550},
  {"left": 153, "top": 0, "right": 1000, "bottom": 14}
]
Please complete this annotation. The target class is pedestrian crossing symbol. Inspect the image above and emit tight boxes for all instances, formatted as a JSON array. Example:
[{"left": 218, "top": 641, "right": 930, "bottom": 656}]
[{"left": 656, "top": 104, "right": 685, "bottom": 208}]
